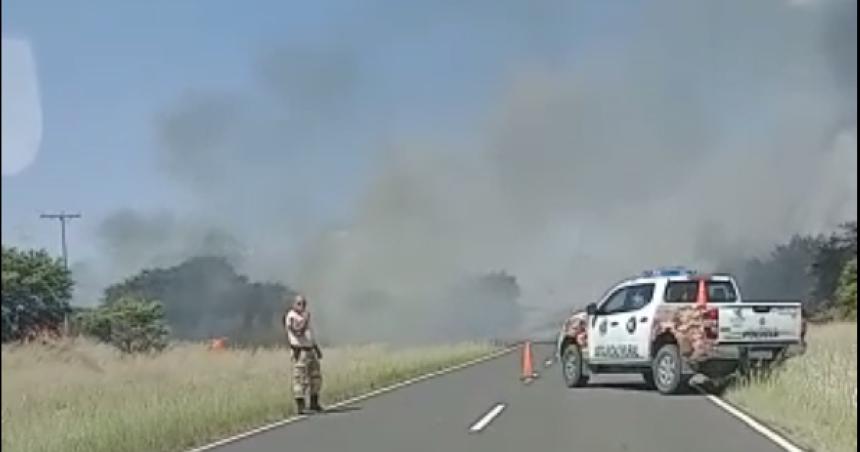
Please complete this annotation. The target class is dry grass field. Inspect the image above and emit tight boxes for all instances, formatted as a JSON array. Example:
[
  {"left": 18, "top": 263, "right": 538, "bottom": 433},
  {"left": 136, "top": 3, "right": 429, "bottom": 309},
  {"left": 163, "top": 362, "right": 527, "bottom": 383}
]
[
  {"left": 726, "top": 322, "right": 857, "bottom": 452},
  {"left": 1, "top": 339, "right": 496, "bottom": 452}
]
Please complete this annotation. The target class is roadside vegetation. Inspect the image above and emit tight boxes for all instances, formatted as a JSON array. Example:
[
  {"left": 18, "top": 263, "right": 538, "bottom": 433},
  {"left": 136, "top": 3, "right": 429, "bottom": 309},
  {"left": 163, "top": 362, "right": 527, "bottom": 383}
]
[
  {"left": 1, "top": 245, "right": 500, "bottom": 452},
  {"left": 726, "top": 323, "right": 856, "bottom": 452},
  {"left": 721, "top": 222, "right": 857, "bottom": 452},
  {"left": 1, "top": 339, "right": 496, "bottom": 452}
]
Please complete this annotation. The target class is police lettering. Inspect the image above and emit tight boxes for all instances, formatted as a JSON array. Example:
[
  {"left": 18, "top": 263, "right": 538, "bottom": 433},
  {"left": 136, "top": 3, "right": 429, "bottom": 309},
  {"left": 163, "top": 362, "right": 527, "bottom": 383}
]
[
  {"left": 594, "top": 344, "right": 640, "bottom": 359},
  {"left": 741, "top": 330, "right": 779, "bottom": 339}
]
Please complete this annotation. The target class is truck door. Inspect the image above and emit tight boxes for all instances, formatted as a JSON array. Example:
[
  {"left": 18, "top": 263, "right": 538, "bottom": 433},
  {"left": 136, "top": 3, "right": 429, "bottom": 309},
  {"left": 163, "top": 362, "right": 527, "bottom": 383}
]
[
  {"left": 590, "top": 283, "right": 656, "bottom": 363},
  {"left": 589, "top": 286, "right": 628, "bottom": 362}
]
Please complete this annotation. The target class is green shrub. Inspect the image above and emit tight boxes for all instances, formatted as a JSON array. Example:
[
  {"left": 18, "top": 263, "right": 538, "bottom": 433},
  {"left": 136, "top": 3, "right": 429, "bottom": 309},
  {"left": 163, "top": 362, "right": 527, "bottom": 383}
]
[
  {"left": 1, "top": 247, "right": 73, "bottom": 342},
  {"left": 78, "top": 296, "right": 169, "bottom": 354},
  {"left": 836, "top": 258, "right": 857, "bottom": 320}
]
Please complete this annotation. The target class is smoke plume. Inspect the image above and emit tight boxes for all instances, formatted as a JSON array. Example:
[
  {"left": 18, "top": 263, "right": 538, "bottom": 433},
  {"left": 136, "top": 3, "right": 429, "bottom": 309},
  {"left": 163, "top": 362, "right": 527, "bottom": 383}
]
[{"left": 87, "top": 0, "right": 856, "bottom": 342}]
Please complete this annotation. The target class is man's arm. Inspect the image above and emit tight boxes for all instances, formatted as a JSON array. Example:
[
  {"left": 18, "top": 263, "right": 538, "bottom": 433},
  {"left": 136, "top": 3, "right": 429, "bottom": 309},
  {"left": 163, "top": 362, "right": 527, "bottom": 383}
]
[
  {"left": 304, "top": 313, "right": 322, "bottom": 359},
  {"left": 286, "top": 312, "right": 309, "bottom": 335}
]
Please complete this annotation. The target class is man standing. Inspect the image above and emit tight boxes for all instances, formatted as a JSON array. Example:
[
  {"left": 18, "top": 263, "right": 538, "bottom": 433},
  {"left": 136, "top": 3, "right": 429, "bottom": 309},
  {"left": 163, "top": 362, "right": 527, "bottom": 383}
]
[{"left": 284, "top": 294, "right": 324, "bottom": 414}]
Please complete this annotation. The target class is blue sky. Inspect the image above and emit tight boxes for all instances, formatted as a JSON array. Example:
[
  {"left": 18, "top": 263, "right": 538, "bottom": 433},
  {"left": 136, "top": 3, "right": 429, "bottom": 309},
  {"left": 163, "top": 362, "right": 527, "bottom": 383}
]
[
  {"left": 3, "top": 0, "right": 855, "bottom": 314},
  {"left": 2, "top": 1, "right": 355, "bottom": 258},
  {"left": 1, "top": 0, "right": 634, "bottom": 262}
]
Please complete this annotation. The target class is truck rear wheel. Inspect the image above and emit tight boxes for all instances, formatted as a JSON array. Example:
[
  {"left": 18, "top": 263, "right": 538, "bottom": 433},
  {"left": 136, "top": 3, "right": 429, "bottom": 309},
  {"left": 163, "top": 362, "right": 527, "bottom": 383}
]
[
  {"left": 561, "top": 344, "right": 589, "bottom": 388},
  {"left": 653, "top": 344, "right": 687, "bottom": 395}
]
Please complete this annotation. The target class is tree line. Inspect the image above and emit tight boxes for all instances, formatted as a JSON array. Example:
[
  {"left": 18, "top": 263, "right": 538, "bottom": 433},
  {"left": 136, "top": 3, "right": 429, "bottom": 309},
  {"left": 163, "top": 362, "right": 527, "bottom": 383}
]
[
  {"left": 2, "top": 250, "right": 295, "bottom": 351},
  {"left": 729, "top": 221, "right": 856, "bottom": 320},
  {"left": 2, "top": 221, "right": 854, "bottom": 352},
  {"left": 2, "top": 247, "right": 524, "bottom": 351}
]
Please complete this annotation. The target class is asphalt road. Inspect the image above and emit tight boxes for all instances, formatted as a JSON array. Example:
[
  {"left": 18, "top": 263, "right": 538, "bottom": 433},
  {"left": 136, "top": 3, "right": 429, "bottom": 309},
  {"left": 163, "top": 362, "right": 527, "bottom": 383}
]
[{"left": 211, "top": 344, "right": 787, "bottom": 452}]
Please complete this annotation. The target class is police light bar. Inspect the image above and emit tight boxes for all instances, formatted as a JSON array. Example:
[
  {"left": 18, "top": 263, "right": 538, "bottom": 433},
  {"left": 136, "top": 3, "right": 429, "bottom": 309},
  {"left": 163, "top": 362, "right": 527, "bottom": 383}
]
[{"left": 641, "top": 266, "right": 697, "bottom": 277}]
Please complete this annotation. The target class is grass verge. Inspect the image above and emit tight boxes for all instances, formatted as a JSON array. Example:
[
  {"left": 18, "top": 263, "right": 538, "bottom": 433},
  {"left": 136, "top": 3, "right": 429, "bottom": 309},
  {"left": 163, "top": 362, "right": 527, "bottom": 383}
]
[
  {"left": 725, "top": 323, "right": 856, "bottom": 452},
  {"left": 2, "top": 339, "right": 497, "bottom": 452}
]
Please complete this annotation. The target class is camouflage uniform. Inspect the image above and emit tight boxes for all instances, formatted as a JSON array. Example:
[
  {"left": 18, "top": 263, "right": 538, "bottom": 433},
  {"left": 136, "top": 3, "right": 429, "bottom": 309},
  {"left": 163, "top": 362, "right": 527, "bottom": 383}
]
[
  {"left": 292, "top": 347, "right": 322, "bottom": 396},
  {"left": 285, "top": 301, "right": 323, "bottom": 412}
]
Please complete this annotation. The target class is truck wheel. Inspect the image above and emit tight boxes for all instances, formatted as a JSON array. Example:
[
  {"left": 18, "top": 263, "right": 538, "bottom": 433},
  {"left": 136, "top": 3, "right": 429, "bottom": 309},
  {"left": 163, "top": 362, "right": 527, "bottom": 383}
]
[
  {"left": 653, "top": 344, "right": 687, "bottom": 395},
  {"left": 641, "top": 371, "right": 656, "bottom": 389},
  {"left": 561, "top": 344, "right": 589, "bottom": 388}
]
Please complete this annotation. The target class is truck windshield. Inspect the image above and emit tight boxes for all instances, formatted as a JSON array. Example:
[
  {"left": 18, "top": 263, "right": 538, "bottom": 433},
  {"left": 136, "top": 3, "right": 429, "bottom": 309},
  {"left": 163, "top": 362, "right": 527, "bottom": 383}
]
[{"left": 665, "top": 281, "right": 738, "bottom": 303}]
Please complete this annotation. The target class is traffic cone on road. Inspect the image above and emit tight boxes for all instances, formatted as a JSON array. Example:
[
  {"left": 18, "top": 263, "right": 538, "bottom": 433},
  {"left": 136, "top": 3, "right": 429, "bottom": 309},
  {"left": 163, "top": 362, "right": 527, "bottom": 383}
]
[{"left": 520, "top": 341, "right": 539, "bottom": 383}]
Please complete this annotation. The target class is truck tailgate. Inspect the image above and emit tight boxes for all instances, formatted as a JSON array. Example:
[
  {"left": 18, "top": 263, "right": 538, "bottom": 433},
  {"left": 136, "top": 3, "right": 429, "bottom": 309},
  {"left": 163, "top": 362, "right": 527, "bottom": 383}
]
[{"left": 717, "top": 303, "right": 803, "bottom": 344}]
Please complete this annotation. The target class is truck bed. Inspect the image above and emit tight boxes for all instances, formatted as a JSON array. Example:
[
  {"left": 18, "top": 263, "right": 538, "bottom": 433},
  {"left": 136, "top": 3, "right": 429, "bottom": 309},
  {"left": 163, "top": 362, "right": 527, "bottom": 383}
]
[{"left": 716, "top": 301, "right": 803, "bottom": 345}]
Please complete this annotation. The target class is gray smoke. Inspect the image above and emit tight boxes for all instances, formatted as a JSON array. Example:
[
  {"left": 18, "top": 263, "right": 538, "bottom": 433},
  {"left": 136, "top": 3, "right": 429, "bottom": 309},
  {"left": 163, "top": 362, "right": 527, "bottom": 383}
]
[
  {"left": 88, "top": 0, "right": 855, "bottom": 342},
  {"left": 98, "top": 209, "right": 242, "bottom": 269},
  {"left": 71, "top": 209, "right": 245, "bottom": 306}
]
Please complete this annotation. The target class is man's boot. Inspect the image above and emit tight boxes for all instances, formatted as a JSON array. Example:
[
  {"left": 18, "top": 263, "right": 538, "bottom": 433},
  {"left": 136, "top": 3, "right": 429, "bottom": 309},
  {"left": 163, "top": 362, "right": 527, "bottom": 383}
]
[
  {"left": 295, "top": 397, "right": 306, "bottom": 415},
  {"left": 309, "top": 394, "right": 324, "bottom": 412}
]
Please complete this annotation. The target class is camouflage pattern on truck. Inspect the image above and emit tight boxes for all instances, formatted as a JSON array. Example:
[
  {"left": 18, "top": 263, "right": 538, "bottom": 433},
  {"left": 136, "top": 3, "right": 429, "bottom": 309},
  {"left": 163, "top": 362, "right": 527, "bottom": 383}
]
[
  {"left": 559, "top": 305, "right": 716, "bottom": 363},
  {"left": 562, "top": 311, "right": 589, "bottom": 349},
  {"left": 651, "top": 304, "right": 715, "bottom": 362}
]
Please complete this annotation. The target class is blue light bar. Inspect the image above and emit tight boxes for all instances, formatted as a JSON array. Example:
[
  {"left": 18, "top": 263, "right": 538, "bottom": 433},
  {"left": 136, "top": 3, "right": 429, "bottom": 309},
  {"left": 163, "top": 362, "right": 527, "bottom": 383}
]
[{"left": 641, "top": 266, "right": 697, "bottom": 277}]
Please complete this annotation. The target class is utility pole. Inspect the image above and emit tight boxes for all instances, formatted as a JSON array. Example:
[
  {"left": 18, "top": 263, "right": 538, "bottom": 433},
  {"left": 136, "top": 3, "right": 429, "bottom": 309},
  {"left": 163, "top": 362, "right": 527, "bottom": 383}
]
[
  {"left": 39, "top": 211, "right": 81, "bottom": 270},
  {"left": 39, "top": 211, "right": 81, "bottom": 336}
]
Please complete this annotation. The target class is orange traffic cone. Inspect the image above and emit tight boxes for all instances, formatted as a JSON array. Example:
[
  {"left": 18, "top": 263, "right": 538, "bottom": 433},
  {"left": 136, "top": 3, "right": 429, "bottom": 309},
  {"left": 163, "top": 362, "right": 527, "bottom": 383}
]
[
  {"left": 696, "top": 278, "right": 708, "bottom": 306},
  {"left": 520, "top": 341, "right": 539, "bottom": 383}
]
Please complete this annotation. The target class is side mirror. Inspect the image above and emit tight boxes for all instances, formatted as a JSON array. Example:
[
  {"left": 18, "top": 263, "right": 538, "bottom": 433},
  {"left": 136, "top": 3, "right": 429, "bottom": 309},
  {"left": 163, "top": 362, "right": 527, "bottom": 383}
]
[{"left": 586, "top": 303, "right": 598, "bottom": 316}]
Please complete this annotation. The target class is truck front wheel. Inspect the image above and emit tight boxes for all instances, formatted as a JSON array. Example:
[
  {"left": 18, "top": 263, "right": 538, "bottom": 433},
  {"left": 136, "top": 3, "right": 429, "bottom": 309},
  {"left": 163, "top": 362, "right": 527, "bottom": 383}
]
[
  {"left": 561, "top": 344, "right": 589, "bottom": 388},
  {"left": 641, "top": 371, "right": 656, "bottom": 389},
  {"left": 653, "top": 344, "right": 688, "bottom": 395}
]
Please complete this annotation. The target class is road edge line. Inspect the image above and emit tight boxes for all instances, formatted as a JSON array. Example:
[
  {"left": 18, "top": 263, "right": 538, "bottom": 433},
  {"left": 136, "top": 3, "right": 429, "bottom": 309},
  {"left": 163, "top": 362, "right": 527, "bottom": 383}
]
[
  {"left": 693, "top": 386, "right": 806, "bottom": 452},
  {"left": 186, "top": 345, "right": 517, "bottom": 452}
]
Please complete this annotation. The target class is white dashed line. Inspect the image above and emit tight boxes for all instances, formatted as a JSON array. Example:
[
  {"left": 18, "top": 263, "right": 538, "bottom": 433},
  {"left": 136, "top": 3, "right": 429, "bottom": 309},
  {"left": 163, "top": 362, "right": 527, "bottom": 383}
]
[
  {"left": 468, "top": 403, "right": 506, "bottom": 433},
  {"left": 186, "top": 346, "right": 516, "bottom": 452}
]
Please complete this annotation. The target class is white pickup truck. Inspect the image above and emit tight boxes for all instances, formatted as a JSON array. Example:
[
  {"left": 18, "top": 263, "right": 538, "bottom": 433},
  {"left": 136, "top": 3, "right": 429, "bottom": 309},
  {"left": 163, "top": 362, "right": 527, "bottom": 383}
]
[{"left": 556, "top": 267, "right": 807, "bottom": 394}]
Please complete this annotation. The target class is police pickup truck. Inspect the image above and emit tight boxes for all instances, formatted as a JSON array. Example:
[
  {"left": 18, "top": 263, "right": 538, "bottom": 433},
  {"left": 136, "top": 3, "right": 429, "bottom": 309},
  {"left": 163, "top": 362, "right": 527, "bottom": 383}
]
[{"left": 556, "top": 267, "right": 806, "bottom": 394}]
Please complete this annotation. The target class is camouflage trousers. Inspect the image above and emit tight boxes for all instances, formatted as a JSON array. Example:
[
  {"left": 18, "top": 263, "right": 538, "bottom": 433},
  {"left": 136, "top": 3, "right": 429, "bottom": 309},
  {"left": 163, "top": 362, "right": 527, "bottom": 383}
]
[{"left": 292, "top": 348, "right": 322, "bottom": 397}]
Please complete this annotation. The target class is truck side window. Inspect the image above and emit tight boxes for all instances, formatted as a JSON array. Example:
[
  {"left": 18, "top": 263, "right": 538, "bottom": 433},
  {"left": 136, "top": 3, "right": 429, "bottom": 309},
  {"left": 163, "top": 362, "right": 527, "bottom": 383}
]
[
  {"left": 599, "top": 288, "right": 628, "bottom": 315},
  {"left": 625, "top": 283, "right": 656, "bottom": 310},
  {"left": 665, "top": 281, "right": 698, "bottom": 303},
  {"left": 708, "top": 281, "right": 737, "bottom": 302},
  {"left": 599, "top": 284, "right": 655, "bottom": 314},
  {"left": 665, "top": 281, "right": 739, "bottom": 302}
]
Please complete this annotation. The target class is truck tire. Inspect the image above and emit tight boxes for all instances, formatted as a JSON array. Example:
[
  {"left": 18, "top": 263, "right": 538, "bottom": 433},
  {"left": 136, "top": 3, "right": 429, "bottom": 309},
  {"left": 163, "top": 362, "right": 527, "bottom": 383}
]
[
  {"left": 561, "top": 344, "right": 589, "bottom": 388},
  {"left": 641, "top": 371, "right": 656, "bottom": 389},
  {"left": 652, "top": 344, "right": 687, "bottom": 395}
]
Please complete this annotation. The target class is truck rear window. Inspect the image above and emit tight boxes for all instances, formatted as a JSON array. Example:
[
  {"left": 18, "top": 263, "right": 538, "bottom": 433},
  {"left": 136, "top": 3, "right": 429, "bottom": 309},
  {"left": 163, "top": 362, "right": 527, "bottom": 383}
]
[{"left": 665, "top": 281, "right": 737, "bottom": 303}]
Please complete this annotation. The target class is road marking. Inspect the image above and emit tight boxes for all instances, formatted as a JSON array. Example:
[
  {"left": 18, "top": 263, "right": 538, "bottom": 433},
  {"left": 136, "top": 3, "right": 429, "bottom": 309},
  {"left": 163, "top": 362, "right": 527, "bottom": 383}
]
[
  {"left": 694, "top": 386, "right": 805, "bottom": 452},
  {"left": 186, "top": 346, "right": 517, "bottom": 452},
  {"left": 468, "top": 403, "right": 506, "bottom": 433}
]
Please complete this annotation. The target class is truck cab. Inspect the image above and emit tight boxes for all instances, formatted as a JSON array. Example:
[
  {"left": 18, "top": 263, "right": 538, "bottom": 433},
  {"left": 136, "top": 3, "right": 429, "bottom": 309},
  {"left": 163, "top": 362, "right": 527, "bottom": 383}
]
[{"left": 556, "top": 267, "right": 805, "bottom": 394}]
